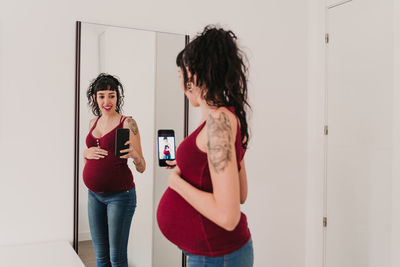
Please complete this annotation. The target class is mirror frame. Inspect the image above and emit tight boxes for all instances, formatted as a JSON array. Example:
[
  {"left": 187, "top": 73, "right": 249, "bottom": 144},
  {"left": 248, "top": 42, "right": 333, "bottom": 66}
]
[{"left": 73, "top": 21, "right": 189, "bottom": 266}]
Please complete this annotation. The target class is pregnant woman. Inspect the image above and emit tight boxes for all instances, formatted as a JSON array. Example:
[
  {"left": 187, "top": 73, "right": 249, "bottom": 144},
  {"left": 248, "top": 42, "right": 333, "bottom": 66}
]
[
  {"left": 83, "top": 73, "right": 146, "bottom": 267},
  {"left": 157, "top": 26, "right": 254, "bottom": 267}
]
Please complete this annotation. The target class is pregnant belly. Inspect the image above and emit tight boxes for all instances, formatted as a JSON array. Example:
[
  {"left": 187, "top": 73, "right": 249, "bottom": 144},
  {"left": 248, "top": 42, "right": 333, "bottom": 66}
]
[
  {"left": 157, "top": 188, "right": 251, "bottom": 257},
  {"left": 157, "top": 188, "right": 209, "bottom": 250},
  {"left": 83, "top": 159, "right": 124, "bottom": 192}
]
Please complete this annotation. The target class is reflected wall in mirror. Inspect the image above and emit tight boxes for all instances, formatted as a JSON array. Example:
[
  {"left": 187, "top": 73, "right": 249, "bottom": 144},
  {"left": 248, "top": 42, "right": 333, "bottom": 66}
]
[{"left": 74, "top": 21, "right": 188, "bottom": 267}]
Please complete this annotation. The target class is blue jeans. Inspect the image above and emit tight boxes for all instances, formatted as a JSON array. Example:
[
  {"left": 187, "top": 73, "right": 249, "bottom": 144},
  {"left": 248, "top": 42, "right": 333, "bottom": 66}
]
[
  {"left": 88, "top": 188, "right": 136, "bottom": 267},
  {"left": 184, "top": 238, "right": 254, "bottom": 267}
]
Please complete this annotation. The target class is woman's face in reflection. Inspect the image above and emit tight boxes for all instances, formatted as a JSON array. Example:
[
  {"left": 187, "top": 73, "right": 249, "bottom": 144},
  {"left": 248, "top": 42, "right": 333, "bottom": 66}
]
[
  {"left": 94, "top": 90, "right": 118, "bottom": 115},
  {"left": 178, "top": 67, "right": 200, "bottom": 107}
]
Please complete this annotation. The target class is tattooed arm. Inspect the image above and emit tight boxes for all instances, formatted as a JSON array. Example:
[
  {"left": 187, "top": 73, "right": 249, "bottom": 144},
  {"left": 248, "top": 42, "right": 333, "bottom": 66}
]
[
  {"left": 168, "top": 108, "right": 241, "bottom": 231},
  {"left": 122, "top": 117, "right": 146, "bottom": 173}
]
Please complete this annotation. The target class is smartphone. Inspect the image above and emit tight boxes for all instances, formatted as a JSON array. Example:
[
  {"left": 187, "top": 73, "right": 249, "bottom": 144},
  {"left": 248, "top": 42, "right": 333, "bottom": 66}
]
[
  {"left": 157, "top": 129, "right": 175, "bottom": 167},
  {"left": 115, "top": 128, "right": 130, "bottom": 157}
]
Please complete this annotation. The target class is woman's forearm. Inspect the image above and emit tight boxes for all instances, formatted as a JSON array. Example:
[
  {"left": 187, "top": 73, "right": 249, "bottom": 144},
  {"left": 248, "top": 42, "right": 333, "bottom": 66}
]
[
  {"left": 134, "top": 157, "right": 146, "bottom": 173},
  {"left": 170, "top": 173, "right": 240, "bottom": 231}
]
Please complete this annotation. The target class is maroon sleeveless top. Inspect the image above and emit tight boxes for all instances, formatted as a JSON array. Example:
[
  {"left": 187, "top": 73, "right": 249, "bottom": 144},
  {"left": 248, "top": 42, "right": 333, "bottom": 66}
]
[
  {"left": 157, "top": 108, "right": 251, "bottom": 257},
  {"left": 83, "top": 116, "right": 135, "bottom": 193}
]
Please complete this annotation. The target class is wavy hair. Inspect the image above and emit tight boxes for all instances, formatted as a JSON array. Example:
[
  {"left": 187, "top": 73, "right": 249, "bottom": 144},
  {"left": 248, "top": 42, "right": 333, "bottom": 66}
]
[
  {"left": 177, "top": 25, "right": 250, "bottom": 148},
  {"left": 86, "top": 73, "right": 125, "bottom": 116}
]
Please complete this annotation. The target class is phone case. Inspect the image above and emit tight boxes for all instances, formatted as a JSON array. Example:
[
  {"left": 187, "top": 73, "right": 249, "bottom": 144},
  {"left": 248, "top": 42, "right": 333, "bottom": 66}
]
[
  {"left": 158, "top": 129, "right": 175, "bottom": 167},
  {"left": 115, "top": 128, "right": 130, "bottom": 157}
]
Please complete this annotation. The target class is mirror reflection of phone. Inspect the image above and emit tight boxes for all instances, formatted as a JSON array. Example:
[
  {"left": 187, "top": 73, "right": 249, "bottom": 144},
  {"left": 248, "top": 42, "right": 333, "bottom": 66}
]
[
  {"left": 115, "top": 128, "right": 130, "bottom": 157},
  {"left": 157, "top": 129, "right": 175, "bottom": 167}
]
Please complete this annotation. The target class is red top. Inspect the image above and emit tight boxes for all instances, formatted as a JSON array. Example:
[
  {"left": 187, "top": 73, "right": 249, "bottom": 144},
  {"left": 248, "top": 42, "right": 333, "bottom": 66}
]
[
  {"left": 157, "top": 108, "right": 251, "bottom": 257},
  {"left": 163, "top": 146, "right": 170, "bottom": 156},
  {"left": 83, "top": 116, "right": 135, "bottom": 193}
]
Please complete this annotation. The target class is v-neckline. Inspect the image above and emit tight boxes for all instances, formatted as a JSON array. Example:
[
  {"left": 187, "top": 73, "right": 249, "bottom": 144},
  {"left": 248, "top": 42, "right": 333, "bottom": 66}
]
[{"left": 90, "top": 116, "right": 123, "bottom": 139}]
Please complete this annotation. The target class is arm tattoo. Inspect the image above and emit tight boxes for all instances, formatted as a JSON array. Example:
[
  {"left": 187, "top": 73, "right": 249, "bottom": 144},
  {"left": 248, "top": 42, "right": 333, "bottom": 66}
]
[
  {"left": 207, "top": 112, "right": 232, "bottom": 173},
  {"left": 127, "top": 118, "right": 138, "bottom": 135}
]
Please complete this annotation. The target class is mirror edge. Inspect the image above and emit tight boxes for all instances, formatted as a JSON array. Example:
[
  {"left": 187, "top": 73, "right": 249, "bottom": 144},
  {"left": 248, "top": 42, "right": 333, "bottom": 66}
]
[{"left": 73, "top": 20, "right": 81, "bottom": 253}]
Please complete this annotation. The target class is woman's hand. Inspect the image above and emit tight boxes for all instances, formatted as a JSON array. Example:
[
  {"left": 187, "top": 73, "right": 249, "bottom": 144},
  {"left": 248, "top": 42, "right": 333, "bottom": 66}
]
[
  {"left": 165, "top": 160, "right": 176, "bottom": 169},
  {"left": 84, "top": 147, "right": 108, "bottom": 160},
  {"left": 168, "top": 164, "right": 182, "bottom": 191},
  {"left": 120, "top": 140, "right": 141, "bottom": 162}
]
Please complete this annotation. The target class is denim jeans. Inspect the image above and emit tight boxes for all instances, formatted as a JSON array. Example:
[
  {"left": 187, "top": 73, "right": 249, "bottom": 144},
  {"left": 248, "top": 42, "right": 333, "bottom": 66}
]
[
  {"left": 88, "top": 188, "right": 136, "bottom": 267},
  {"left": 184, "top": 238, "right": 254, "bottom": 267}
]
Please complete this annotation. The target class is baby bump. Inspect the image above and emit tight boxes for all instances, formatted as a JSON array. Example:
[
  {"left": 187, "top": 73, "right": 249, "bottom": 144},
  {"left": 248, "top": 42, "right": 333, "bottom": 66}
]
[{"left": 157, "top": 188, "right": 209, "bottom": 250}]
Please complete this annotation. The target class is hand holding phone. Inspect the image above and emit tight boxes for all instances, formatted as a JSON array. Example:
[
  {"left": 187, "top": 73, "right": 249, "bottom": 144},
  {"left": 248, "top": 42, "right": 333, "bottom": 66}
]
[
  {"left": 165, "top": 160, "right": 176, "bottom": 169},
  {"left": 158, "top": 129, "right": 176, "bottom": 167},
  {"left": 115, "top": 128, "right": 130, "bottom": 157}
]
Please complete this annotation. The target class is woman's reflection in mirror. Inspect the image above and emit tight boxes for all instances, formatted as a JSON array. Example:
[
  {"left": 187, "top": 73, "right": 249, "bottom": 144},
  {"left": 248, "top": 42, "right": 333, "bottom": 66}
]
[
  {"left": 162, "top": 137, "right": 172, "bottom": 160},
  {"left": 157, "top": 25, "right": 254, "bottom": 267},
  {"left": 82, "top": 73, "right": 146, "bottom": 267}
]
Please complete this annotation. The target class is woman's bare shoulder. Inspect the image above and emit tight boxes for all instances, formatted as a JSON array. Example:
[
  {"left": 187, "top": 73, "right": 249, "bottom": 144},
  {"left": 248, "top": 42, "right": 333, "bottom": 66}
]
[
  {"left": 123, "top": 116, "right": 139, "bottom": 135},
  {"left": 207, "top": 107, "right": 237, "bottom": 132},
  {"left": 88, "top": 117, "right": 98, "bottom": 129}
]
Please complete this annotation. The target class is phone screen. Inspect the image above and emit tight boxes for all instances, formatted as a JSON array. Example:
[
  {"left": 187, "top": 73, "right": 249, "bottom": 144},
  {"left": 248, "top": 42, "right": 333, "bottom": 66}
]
[{"left": 157, "top": 129, "right": 175, "bottom": 166}]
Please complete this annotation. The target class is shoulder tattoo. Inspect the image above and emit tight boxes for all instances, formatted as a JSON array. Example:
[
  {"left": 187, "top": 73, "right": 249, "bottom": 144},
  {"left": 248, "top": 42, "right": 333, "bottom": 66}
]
[
  {"left": 127, "top": 118, "right": 138, "bottom": 135},
  {"left": 207, "top": 112, "right": 232, "bottom": 173}
]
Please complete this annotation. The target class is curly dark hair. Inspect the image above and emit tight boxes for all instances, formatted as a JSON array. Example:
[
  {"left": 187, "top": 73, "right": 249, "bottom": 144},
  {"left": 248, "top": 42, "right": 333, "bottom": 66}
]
[
  {"left": 177, "top": 25, "right": 250, "bottom": 148},
  {"left": 86, "top": 73, "right": 125, "bottom": 116}
]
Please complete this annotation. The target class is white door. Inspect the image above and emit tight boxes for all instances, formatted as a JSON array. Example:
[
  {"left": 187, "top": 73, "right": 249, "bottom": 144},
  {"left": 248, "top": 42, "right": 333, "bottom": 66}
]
[{"left": 325, "top": 1, "right": 393, "bottom": 266}]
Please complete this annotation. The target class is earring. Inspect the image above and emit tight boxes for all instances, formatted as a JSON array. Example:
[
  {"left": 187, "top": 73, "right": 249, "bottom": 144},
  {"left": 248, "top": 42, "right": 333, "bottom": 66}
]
[{"left": 186, "top": 82, "right": 193, "bottom": 91}]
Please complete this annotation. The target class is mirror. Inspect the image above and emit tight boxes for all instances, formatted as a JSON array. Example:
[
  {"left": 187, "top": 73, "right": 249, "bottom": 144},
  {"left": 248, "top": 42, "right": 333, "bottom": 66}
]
[{"left": 73, "top": 21, "right": 188, "bottom": 267}]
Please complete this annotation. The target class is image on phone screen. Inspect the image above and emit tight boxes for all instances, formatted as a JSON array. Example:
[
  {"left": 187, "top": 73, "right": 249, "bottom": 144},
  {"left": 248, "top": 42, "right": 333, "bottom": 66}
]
[{"left": 157, "top": 129, "right": 175, "bottom": 167}]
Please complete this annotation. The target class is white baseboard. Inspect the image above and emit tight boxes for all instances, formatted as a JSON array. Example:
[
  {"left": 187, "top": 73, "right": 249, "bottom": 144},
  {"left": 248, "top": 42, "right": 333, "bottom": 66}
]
[{"left": 78, "top": 232, "right": 91, "bottom": 241}]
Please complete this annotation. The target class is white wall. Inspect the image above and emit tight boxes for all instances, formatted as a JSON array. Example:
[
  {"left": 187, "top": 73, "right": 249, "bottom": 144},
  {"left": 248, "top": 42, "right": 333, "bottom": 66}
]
[
  {"left": 0, "top": 1, "right": 309, "bottom": 266},
  {"left": 243, "top": 2, "right": 308, "bottom": 265},
  {"left": 393, "top": 0, "right": 400, "bottom": 266}
]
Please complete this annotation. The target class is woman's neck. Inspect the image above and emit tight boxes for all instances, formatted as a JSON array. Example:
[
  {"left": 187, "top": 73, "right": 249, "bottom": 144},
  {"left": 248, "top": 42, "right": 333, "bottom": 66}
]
[
  {"left": 199, "top": 101, "right": 218, "bottom": 123},
  {"left": 100, "top": 112, "right": 121, "bottom": 123}
]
